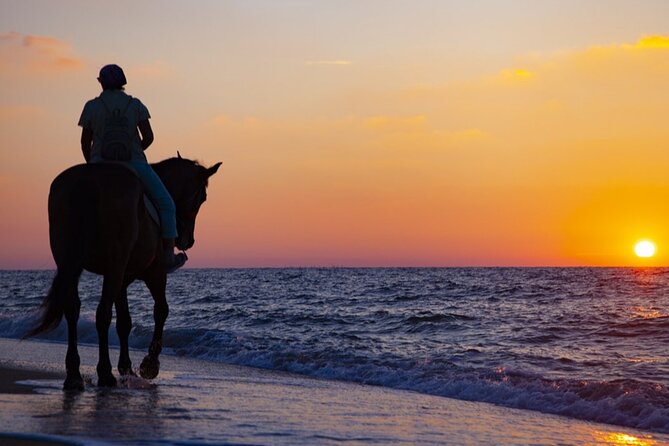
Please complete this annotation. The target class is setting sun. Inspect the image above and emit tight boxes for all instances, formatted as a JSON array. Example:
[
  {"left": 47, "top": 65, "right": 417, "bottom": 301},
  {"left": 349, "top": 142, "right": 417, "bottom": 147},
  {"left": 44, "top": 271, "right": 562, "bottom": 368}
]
[{"left": 634, "top": 241, "right": 656, "bottom": 258}]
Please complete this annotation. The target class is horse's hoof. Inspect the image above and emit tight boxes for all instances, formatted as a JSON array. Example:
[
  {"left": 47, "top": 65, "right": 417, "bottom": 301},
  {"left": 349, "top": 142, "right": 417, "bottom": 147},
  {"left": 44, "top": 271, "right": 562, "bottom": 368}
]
[
  {"left": 97, "top": 374, "right": 117, "bottom": 387},
  {"left": 63, "top": 374, "right": 85, "bottom": 391},
  {"left": 118, "top": 366, "right": 137, "bottom": 377},
  {"left": 139, "top": 355, "right": 160, "bottom": 380}
]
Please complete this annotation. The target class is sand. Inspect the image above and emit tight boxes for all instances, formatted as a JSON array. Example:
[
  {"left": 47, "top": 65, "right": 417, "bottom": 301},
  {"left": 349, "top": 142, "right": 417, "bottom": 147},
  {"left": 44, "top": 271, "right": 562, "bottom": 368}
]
[
  {"left": 0, "top": 337, "right": 667, "bottom": 445},
  {"left": 0, "top": 368, "right": 63, "bottom": 394}
]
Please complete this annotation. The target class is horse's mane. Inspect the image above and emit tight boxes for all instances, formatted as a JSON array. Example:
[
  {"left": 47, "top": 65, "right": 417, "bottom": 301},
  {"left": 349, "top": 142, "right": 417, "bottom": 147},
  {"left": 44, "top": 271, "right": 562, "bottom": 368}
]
[
  {"left": 152, "top": 157, "right": 201, "bottom": 168},
  {"left": 152, "top": 157, "right": 210, "bottom": 186}
]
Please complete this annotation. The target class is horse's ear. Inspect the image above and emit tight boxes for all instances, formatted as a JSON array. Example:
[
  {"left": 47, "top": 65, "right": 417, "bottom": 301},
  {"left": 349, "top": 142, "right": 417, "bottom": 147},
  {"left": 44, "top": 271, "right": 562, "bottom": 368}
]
[
  {"left": 177, "top": 151, "right": 182, "bottom": 159},
  {"left": 207, "top": 162, "right": 222, "bottom": 177}
]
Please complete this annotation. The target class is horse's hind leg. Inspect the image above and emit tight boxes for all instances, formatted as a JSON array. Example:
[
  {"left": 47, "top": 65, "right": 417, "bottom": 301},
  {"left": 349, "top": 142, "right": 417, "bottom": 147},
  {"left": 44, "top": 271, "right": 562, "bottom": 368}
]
[
  {"left": 139, "top": 270, "right": 168, "bottom": 380},
  {"left": 61, "top": 271, "right": 84, "bottom": 390},
  {"left": 115, "top": 285, "right": 136, "bottom": 376},
  {"left": 96, "top": 272, "right": 124, "bottom": 387}
]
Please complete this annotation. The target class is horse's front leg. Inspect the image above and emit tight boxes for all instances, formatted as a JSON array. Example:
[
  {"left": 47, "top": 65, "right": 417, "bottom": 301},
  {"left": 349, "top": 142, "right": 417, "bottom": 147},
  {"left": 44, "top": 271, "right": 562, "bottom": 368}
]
[
  {"left": 96, "top": 272, "right": 124, "bottom": 387},
  {"left": 140, "top": 271, "right": 168, "bottom": 380},
  {"left": 115, "top": 284, "right": 136, "bottom": 376}
]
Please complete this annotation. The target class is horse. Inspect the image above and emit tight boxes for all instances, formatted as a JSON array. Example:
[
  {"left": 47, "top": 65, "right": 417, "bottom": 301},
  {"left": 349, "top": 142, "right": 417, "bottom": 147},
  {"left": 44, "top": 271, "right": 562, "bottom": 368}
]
[{"left": 27, "top": 153, "right": 221, "bottom": 390}]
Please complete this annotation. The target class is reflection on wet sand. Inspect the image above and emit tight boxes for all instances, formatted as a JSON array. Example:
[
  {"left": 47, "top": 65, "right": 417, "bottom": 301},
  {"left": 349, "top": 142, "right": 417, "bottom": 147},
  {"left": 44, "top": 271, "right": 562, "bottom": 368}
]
[
  {"left": 594, "top": 431, "right": 658, "bottom": 445},
  {"left": 30, "top": 386, "right": 164, "bottom": 441}
]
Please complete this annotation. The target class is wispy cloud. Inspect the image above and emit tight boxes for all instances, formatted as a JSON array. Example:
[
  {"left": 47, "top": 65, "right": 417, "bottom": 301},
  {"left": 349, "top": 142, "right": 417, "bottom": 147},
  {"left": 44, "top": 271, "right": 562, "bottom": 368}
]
[
  {"left": 305, "top": 60, "right": 352, "bottom": 66},
  {"left": 0, "top": 31, "right": 84, "bottom": 76},
  {"left": 127, "top": 60, "right": 175, "bottom": 82}
]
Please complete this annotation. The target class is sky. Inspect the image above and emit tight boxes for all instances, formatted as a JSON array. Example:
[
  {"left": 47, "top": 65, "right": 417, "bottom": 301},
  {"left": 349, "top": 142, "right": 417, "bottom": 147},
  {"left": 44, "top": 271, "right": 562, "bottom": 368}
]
[{"left": 2, "top": 0, "right": 669, "bottom": 268}]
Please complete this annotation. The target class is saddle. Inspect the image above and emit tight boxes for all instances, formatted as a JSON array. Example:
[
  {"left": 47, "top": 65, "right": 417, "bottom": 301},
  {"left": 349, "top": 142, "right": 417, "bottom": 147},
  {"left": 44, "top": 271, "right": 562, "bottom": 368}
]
[
  {"left": 142, "top": 195, "right": 161, "bottom": 227},
  {"left": 103, "top": 161, "right": 161, "bottom": 227}
]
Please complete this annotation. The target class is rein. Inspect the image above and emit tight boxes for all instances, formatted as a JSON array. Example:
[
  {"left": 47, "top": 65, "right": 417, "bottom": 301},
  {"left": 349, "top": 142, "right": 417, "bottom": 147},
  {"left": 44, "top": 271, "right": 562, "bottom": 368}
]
[
  {"left": 173, "top": 184, "right": 205, "bottom": 252},
  {"left": 175, "top": 185, "right": 204, "bottom": 223}
]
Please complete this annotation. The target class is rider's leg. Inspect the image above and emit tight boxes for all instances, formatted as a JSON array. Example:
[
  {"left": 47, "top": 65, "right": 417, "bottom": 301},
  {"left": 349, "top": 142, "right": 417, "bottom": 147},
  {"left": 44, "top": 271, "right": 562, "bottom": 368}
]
[
  {"left": 130, "top": 162, "right": 186, "bottom": 273},
  {"left": 162, "top": 238, "right": 186, "bottom": 273}
]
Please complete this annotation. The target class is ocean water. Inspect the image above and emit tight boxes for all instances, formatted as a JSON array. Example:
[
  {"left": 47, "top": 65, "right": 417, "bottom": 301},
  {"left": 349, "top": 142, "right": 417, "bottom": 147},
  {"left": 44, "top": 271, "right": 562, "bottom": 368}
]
[{"left": 2, "top": 267, "right": 669, "bottom": 434}]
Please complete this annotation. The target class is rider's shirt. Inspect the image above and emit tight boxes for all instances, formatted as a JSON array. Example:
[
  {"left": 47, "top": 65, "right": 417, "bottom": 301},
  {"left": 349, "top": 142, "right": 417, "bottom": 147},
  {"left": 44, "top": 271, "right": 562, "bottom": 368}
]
[{"left": 78, "top": 90, "right": 151, "bottom": 163}]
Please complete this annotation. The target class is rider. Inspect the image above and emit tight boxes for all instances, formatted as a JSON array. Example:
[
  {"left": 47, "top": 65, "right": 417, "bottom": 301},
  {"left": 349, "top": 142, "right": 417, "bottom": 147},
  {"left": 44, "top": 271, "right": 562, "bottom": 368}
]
[{"left": 78, "top": 64, "right": 187, "bottom": 273}]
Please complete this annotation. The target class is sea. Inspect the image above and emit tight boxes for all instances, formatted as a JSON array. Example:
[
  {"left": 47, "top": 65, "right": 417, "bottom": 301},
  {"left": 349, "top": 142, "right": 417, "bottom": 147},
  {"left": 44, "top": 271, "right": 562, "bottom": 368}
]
[{"left": 2, "top": 267, "right": 669, "bottom": 436}]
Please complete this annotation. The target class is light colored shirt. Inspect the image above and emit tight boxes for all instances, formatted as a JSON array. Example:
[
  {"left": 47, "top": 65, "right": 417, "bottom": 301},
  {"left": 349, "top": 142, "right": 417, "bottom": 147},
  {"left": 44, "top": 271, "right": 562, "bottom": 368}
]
[{"left": 78, "top": 90, "right": 151, "bottom": 163}]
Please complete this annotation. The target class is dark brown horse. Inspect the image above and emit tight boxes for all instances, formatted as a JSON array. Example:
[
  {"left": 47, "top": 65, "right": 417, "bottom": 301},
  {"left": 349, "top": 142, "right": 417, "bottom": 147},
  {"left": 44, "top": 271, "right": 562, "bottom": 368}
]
[{"left": 27, "top": 154, "right": 221, "bottom": 390}]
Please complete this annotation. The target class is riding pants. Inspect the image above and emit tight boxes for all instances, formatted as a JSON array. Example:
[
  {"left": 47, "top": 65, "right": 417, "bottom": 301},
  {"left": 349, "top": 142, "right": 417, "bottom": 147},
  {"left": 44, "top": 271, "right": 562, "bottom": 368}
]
[{"left": 129, "top": 162, "right": 178, "bottom": 238}]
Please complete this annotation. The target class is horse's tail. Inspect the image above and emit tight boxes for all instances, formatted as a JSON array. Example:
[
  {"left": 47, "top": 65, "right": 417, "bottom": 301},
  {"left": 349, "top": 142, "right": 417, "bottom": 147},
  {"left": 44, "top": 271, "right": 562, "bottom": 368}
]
[
  {"left": 24, "top": 269, "right": 80, "bottom": 338},
  {"left": 25, "top": 171, "right": 95, "bottom": 338}
]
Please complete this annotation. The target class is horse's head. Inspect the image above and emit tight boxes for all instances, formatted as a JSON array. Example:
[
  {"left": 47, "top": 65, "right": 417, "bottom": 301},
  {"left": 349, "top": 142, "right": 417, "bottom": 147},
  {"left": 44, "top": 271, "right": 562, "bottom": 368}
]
[{"left": 153, "top": 153, "right": 222, "bottom": 251}]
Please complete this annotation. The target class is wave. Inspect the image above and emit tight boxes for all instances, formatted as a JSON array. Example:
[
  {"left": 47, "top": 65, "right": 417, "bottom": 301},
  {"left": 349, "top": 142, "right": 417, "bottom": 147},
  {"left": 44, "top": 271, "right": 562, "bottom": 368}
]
[
  {"left": 0, "top": 312, "right": 130, "bottom": 347},
  {"left": 405, "top": 312, "right": 476, "bottom": 324},
  {"left": 3, "top": 312, "right": 668, "bottom": 435},
  {"left": 5, "top": 267, "right": 669, "bottom": 434},
  {"left": 167, "top": 326, "right": 669, "bottom": 434},
  {"left": 598, "top": 316, "right": 669, "bottom": 338}
]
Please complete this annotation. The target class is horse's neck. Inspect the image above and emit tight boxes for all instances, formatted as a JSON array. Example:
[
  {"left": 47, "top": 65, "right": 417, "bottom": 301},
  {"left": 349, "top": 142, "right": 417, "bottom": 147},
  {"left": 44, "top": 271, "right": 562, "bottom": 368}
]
[
  {"left": 151, "top": 163, "right": 174, "bottom": 192},
  {"left": 151, "top": 163, "right": 187, "bottom": 204}
]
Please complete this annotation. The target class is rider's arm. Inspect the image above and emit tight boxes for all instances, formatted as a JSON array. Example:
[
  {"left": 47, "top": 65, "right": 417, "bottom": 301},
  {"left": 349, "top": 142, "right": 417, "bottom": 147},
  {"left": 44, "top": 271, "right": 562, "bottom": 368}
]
[
  {"left": 80, "top": 127, "right": 93, "bottom": 162},
  {"left": 138, "top": 119, "right": 154, "bottom": 150}
]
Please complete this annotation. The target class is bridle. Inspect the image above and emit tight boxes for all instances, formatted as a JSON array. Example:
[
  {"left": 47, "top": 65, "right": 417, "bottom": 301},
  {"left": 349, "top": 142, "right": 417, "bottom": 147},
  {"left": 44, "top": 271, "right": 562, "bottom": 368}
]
[{"left": 175, "top": 182, "right": 206, "bottom": 236}]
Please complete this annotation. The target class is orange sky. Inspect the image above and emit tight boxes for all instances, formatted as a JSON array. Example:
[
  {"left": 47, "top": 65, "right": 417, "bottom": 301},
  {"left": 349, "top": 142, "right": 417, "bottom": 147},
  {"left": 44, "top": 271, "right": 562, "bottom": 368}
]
[{"left": 2, "top": 2, "right": 669, "bottom": 267}]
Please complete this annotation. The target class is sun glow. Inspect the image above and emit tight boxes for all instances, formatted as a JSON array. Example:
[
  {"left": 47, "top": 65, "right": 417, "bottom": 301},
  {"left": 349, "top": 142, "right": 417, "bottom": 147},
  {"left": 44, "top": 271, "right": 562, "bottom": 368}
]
[{"left": 634, "top": 240, "right": 656, "bottom": 258}]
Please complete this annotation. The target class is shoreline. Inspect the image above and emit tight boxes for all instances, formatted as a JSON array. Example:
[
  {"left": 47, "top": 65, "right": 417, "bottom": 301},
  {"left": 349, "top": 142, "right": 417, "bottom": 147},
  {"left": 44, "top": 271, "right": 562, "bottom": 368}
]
[{"left": 0, "top": 338, "right": 668, "bottom": 445}]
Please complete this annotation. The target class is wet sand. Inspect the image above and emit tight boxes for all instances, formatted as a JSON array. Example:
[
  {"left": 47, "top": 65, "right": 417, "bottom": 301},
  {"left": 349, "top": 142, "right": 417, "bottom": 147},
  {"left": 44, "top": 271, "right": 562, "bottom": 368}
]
[
  {"left": 0, "top": 434, "right": 82, "bottom": 446},
  {"left": 0, "top": 367, "right": 63, "bottom": 395},
  {"left": 0, "top": 366, "right": 76, "bottom": 446},
  {"left": 0, "top": 338, "right": 667, "bottom": 445}
]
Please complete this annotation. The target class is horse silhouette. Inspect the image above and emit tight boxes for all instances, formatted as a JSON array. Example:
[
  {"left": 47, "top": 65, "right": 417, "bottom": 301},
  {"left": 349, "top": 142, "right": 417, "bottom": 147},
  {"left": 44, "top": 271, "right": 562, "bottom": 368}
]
[{"left": 27, "top": 154, "right": 221, "bottom": 390}]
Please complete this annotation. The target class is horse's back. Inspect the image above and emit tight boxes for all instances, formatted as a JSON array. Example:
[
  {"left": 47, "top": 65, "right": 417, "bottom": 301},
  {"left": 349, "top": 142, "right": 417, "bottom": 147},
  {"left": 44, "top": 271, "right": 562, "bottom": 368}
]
[
  {"left": 49, "top": 163, "right": 144, "bottom": 273},
  {"left": 50, "top": 163, "right": 143, "bottom": 222},
  {"left": 50, "top": 163, "right": 141, "bottom": 195}
]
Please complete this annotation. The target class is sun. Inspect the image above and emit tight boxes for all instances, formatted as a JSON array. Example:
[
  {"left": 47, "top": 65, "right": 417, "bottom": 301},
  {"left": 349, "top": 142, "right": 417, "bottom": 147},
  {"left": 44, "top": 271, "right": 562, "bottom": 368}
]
[{"left": 634, "top": 240, "right": 656, "bottom": 258}]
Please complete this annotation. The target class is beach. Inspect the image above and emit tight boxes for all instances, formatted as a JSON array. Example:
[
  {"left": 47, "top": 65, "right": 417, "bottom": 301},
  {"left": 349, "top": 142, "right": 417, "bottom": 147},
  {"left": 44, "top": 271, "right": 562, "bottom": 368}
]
[
  {"left": 0, "top": 337, "right": 667, "bottom": 446},
  {"left": 2, "top": 0, "right": 668, "bottom": 442}
]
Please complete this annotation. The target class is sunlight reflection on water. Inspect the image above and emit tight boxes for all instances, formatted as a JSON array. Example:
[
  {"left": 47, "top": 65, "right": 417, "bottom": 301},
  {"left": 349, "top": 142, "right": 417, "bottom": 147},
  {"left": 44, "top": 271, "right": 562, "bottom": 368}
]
[{"left": 594, "top": 431, "right": 659, "bottom": 445}]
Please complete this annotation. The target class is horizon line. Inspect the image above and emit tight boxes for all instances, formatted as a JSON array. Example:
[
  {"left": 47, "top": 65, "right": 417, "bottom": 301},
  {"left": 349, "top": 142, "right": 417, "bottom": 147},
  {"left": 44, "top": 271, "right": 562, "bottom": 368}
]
[{"left": 1, "top": 265, "right": 666, "bottom": 271}]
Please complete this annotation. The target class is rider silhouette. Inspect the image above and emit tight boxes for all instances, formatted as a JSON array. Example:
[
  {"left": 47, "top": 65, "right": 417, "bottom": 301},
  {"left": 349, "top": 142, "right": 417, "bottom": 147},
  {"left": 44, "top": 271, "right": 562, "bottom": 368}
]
[{"left": 78, "top": 64, "right": 187, "bottom": 273}]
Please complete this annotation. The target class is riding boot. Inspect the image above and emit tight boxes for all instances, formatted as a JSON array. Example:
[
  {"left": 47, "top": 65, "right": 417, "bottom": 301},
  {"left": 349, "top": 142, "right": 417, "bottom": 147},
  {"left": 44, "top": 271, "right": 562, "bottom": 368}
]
[{"left": 162, "top": 238, "right": 187, "bottom": 273}]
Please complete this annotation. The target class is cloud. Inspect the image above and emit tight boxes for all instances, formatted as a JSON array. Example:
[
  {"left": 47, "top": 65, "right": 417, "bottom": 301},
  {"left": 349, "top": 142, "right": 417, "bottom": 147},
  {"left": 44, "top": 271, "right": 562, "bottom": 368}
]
[
  {"left": 179, "top": 35, "right": 669, "bottom": 266},
  {"left": 305, "top": 60, "right": 352, "bottom": 66},
  {"left": 365, "top": 115, "right": 427, "bottom": 130},
  {"left": 628, "top": 35, "right": 669, "bottom": 49},
  {"left": 0, "top": 31, "right": 84, "bottom": 76},
  {"left": 127, "top": 60, "right": 174, "bottom": 81},
  {"left": 370, "top": 34, "right": 669, "bottom": 143},
  {"left": 498, "top": 68, "right": 535, "bottom": 82},
  {"left": 202, "top": 34, "right": 669, "bottom": 182},
  {"left": 201, "top": 113, "right": 484, "bottom": 157},
  {"left": 360, "top": 115, "right": 487, "bottom": 151},
  {"left": 513, "top": 34, "right": 669, "bottom": 80}
]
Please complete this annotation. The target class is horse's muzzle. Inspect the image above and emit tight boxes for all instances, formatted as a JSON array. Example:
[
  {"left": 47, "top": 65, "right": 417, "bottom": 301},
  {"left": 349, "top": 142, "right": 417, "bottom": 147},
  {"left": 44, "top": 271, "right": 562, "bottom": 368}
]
[{"left": 176, "top": 235, "right": 194, "bottom": 251}]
